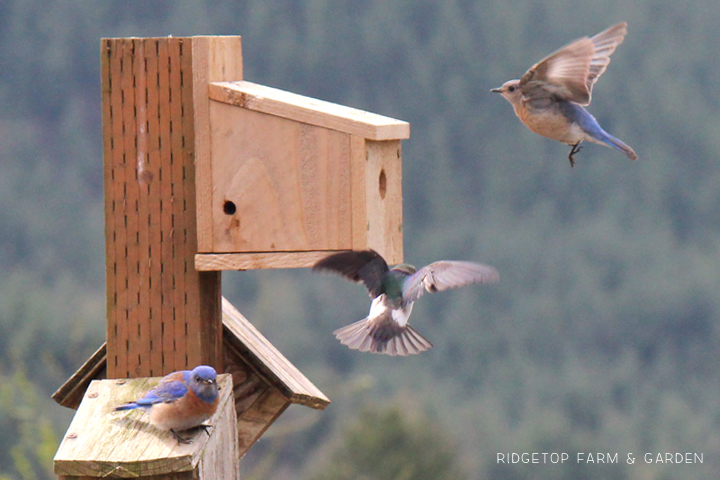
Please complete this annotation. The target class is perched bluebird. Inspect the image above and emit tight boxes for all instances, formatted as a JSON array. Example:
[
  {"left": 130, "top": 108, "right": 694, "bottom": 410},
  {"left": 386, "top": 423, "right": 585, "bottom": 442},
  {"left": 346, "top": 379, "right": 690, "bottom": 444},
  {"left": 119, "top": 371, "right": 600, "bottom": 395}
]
[
  {"left": 313, "top": 249, "right": 499, "bottom": 356},
  {"left": 492, "top": 22, "right": 637, "bottom": 167},
  {"left": 114, "top": 365, "right": 219, "bottom": 443}
]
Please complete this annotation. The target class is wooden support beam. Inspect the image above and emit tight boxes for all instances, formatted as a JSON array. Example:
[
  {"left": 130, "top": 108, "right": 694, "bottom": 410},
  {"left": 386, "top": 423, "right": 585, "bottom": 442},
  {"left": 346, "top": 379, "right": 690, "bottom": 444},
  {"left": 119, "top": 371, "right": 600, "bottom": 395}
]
[{"left": 102, "top": 37, "right": 236, "bottom": 378}]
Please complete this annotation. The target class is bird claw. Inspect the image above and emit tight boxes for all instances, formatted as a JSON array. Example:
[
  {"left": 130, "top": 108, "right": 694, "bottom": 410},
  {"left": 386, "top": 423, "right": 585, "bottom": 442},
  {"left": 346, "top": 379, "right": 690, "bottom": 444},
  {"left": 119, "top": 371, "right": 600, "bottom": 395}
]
[
  {"left": 170, "top": 429, "right": 193, "bottom": 444},
  {"left": 197, "top": 423, "right": 213, "bottom": 436},
  {"left": 170, "top": 424, "right": 213, "bottom": 444},
  {"left": 568, "top": 143, "right": 582, "bottom": 167}
]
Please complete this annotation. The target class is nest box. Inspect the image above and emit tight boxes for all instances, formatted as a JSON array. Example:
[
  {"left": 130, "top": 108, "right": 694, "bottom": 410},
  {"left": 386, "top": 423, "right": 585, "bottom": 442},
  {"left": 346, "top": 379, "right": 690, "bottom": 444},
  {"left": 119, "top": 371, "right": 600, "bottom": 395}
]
[
  {"left": 193, "top": 47, "right": 408, "bottom": 271},
  {"left": 195, "top": 80, "right": 407, "bottom": 270}
]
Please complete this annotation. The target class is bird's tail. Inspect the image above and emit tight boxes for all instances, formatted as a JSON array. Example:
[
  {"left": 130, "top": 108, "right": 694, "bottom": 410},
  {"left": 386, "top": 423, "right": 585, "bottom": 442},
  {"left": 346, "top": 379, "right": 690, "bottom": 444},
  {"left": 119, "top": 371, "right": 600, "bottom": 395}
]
[
  {"left": 602, "top": 133, "right": 638, "bottom": 161},
  {"left": 333, "top": 317, "right": 433, "bottom": 356},
  {"left": 114, "top": 402, "right": 140, "bottom": 411}
]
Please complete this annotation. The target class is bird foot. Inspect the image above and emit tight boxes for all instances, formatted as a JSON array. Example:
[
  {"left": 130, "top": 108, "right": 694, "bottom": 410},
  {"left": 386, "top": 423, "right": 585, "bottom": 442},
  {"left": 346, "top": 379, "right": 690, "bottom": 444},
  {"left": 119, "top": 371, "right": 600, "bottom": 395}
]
[
  {"left": 170, "top": 424, "right": 213, "bottom": 444},
  {"left": 568, "top": 143, "right": 582, "bottom": 167},
  {"left": 197, "top": 423, "right": 214, "bottom": 436},
  {"left": 170, "top": 429, "right": 193, "bottom": 444}
]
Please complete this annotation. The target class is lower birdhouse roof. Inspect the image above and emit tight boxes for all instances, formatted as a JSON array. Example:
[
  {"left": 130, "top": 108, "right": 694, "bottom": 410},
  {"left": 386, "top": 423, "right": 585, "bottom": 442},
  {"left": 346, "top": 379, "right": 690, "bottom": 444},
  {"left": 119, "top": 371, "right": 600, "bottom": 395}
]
[{"left": 53, "top": 297, "right": 329, "bottom": 410}]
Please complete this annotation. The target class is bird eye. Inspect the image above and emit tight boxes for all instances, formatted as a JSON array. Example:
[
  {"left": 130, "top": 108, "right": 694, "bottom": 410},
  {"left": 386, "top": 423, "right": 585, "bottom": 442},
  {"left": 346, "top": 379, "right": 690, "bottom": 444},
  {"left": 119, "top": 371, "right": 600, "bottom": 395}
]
[{"left": 508, "top": 86, "right": 515, "bottom": 92}]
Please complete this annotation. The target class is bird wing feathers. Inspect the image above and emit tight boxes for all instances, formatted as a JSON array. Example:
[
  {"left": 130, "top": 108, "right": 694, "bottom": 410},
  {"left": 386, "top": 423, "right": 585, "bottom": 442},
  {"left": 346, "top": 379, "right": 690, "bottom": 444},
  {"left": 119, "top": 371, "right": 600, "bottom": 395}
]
[
  {"left": 520, "top": 22, "right": 627, "bottom": 106},
  {"left": 138, "top": 378, "right": 189, "bottom": 406},
  {"left": 402, "top": 261, "right": 499, "bottom": 304},
  {"left": 313, "top": 249, "right": 389, "bottom": 297},
  {"left": 333, "top": 315, "right": 433, "bottom": 356}
]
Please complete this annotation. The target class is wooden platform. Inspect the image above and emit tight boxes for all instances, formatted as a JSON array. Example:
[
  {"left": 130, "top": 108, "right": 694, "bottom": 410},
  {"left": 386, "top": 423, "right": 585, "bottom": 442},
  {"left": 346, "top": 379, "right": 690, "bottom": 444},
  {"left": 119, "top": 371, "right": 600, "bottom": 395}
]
[{"left": 54, "top": 374, "right": 238, "bottom": 479}]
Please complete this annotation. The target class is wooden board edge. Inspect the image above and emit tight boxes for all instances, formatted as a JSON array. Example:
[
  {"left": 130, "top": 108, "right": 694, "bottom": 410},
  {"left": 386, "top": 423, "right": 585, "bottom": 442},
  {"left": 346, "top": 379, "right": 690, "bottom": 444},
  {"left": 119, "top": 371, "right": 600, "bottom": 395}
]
[
  {"left": 194, "top": 251, "right": 346, "bottom": 271},
  {"left": 209, "top": 81, "right": 410, "bottom": 140}
]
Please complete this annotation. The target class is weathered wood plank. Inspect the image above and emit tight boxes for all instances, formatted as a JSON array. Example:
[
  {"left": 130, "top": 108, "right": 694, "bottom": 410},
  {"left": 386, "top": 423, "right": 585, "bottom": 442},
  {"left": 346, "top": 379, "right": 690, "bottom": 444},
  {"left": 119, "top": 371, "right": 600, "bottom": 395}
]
[
  {"left": 156, "top": 37, "right": 176, "bottom": 373},
  {"left": 54, "top": 375, "right": 236, "bottom": 479},
  {"left": 101, "top": 38, "right": 120, "bottom": 378},
  {"left": 209, "top": 80, "right": 410, "bottom": 140},
  {"left": 221, "top": 297, "right": 330, "bottom": 409},
  {"left": 52, "top": 344, "right": 108, "bottom": 410},
  {"left": 121, "top": 39, "right": 142, "bottom": 378},
  {"left": 168, "top": 38, "right": 188, "bottom": 370},
  {"left": 194, "top": 251, "right": 345, "bottom": 271},
  {"left": 236, "top": 387, "right": 290, "bottom": 454},
  {"left": 145, "top": 38, "right": 164, "bottom": 376}
]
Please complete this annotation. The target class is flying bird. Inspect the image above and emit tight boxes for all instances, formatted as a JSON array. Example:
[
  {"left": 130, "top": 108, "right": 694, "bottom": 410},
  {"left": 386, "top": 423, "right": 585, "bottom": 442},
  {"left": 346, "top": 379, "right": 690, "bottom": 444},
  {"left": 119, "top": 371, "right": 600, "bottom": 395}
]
[
  {"left": 313, "top": 249, "right": 499, "bottom": 356},
  {"left": 492, "top": 22, "right": 637, "bottom": 167},
  {"left": 114, "top": 365, "right": 219, "bottom": 443}
]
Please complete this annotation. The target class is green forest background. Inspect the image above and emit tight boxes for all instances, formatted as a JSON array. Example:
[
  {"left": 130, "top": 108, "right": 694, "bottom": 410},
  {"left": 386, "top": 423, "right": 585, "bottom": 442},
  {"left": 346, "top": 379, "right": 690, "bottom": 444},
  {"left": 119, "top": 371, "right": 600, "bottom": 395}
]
[{"left": 2, "top": 1, "right": 720, "bottom": 479}]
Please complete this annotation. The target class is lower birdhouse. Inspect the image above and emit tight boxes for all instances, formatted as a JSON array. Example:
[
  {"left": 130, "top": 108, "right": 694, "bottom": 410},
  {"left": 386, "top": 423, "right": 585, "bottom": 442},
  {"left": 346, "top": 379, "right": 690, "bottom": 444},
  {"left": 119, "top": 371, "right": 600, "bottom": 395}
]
[
  {"left": 53, "top": 297, "right": 330, "bottom": 462},
  {"left": 194, "top": 80, "right": 409, "bottom": 270},
  {"left": 54, "top": 374, "right": 238, "bottom": 479}
]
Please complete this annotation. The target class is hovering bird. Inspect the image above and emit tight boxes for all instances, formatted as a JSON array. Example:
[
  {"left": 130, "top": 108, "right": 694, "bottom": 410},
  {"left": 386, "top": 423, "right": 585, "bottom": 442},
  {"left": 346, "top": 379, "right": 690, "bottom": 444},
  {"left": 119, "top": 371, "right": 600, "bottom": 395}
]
[
  {"left": 491, "top": 22, "right": 637, "bottom": 167},
  {"left": 313, "top": 249, "right": 499, "bottom": 356},
  {"left": 114, "top": 365, "right": 219, "bottom": 443}
]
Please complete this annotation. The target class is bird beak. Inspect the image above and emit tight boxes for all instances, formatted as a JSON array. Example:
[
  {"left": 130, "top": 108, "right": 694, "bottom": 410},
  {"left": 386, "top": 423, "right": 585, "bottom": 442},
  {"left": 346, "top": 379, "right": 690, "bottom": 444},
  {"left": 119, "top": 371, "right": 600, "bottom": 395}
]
[{"left": 490, "top": 87, "right": 502, "bottom": 93}]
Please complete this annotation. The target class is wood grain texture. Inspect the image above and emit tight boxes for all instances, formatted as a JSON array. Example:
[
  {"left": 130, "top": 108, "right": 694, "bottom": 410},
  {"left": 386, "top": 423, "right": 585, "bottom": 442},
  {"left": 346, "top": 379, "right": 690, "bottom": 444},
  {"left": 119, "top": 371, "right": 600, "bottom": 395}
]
[
  {"left": 193, "top": 37, "right": 244, "bottom": 253},
  {"left": 365, "top": 140, "right": 404, "bottom": 264},
  {"left": 194, "top": 250, "right": 346, "bottom": 270},
  {"left": 52, "top": 344, "right": 108, "bottom": 410},
  {"left": 102, "top": 37, "right": 222, "bottom": 379},
  {"left": 209, "top": 80, "right": 410, "bottom": 140},
  {"left": 222, "top": 297, "right": 330, "bottom": 409},
  {"left": 207, "top": 102, "right": 353, "bottom": 253},
  {"left": 53, "top": 375, "right": 237, "bottom": 479}
]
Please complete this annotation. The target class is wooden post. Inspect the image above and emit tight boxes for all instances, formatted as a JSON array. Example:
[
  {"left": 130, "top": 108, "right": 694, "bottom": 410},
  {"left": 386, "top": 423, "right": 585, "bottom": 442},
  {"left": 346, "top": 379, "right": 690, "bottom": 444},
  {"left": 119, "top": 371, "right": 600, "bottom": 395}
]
[{"left": 102, "top": 37, "right": 241, "bottom": 378}]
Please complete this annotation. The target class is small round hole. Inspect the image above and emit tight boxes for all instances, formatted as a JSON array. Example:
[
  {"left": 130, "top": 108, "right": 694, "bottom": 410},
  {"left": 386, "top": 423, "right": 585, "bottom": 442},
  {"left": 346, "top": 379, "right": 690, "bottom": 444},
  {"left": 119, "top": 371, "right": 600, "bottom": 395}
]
[
  {"left": 378, "top": 169, "right": 387, "bottom": 199},
  {"left": 223, "top": 200, "right": 237, "bottom": 215}
]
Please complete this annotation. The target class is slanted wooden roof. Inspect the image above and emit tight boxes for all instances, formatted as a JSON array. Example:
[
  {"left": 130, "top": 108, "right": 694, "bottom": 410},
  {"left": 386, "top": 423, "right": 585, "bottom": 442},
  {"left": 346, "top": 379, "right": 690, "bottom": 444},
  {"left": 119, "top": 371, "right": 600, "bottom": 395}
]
[
  {"left": 209, "top": 80, "right": 410, "bottom": 140},
  {"left": 221, "top": 297, "right": 329, "bottom": 409},
  {"left": 53, "top": 297, "right": 329, "bottom": 411}
]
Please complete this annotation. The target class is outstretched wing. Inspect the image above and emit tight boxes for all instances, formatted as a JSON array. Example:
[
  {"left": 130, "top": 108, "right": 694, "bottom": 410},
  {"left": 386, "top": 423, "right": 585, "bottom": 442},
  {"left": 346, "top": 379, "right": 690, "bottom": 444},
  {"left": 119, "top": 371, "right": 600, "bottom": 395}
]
[
  {"left": 402, "top": 261, "right": 499, "bottom": 304},
  {"left": 520, "top": 22, "right": 627, "bottom": 106},
  {"left": 313, "top": 249, "right": 390, "bottom": 297}
]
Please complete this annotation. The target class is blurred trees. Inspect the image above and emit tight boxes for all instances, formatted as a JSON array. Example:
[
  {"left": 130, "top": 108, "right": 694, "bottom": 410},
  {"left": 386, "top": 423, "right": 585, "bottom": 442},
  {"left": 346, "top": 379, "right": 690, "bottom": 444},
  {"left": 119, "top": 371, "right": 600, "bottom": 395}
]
[{"left": 313, "top": 407, "right": 467, "bottom": 480}]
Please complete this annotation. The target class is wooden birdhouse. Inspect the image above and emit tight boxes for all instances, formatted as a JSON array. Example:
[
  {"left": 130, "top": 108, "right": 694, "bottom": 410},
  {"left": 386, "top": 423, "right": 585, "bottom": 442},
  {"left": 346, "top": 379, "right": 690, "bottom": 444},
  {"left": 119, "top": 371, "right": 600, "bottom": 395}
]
[
  {"left": 53, "top": 34, "right": 408, "bottom": 478},
  {"left": 194, "top": 65, "right": 408, "bottom": 271}
]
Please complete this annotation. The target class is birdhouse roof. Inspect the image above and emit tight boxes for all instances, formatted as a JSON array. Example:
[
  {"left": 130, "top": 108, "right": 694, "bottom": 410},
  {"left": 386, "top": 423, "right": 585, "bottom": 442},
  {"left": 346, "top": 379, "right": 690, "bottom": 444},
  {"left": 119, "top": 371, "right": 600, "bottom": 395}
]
[
  {"left": 209, "top": 80, "right": 410, "bottom": 140},
  {"left": 53, "top": 297, "right": 329, "bottom": 410}
]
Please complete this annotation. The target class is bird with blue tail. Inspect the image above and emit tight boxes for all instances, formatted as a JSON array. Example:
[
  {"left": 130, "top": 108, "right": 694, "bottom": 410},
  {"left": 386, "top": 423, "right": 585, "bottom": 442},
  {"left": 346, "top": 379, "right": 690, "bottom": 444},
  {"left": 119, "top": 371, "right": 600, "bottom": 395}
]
[
  {"left": 313, "top": 249, "right": 499, "bottom": 356},
  {"left": 492, "top": 22, "right": 637, "bottom": 167},
  {"left": 114, "top": 365, "right": 219, "bottom": 444}
]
